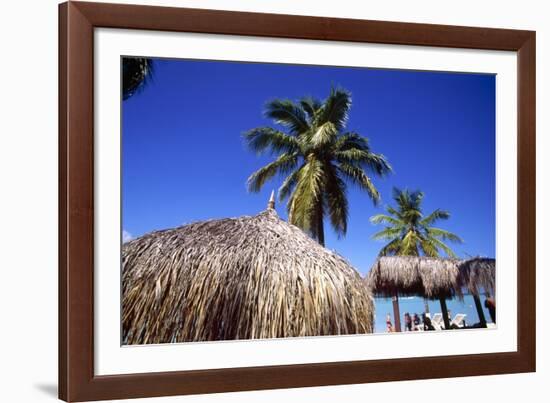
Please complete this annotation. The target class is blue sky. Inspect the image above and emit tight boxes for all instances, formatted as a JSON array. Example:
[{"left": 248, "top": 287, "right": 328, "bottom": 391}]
[{"left": 122, "top": 58, "right": 495, "bottom": 276}]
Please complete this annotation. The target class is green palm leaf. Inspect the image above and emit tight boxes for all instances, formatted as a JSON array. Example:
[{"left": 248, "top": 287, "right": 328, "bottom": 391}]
[
  {"left": 244, "top": 127, "right": 301, "bottom": 155},
  {"left": 426, "top": 237, "right": 458, "bottom": 258},
  {"left": 265, "top": 99, "right": 309, "bottom": 135},
  {"left": 333, "top": 132, "right": 370, "bottom": 151},
  {"left": 317, "top": 87, "right": 352, "bottom": 131},
  {"left": 324, "top": 164, "right": 348, "bottom": 237},
  {"left": 420, "top": 209, "right": 451, "bottom": 226},
  {"left": 278, "top": 169, "right": 302, "bottom": 201},
  {"left": 247, "top": 153, "right": 298, "bottom": 192},
  {"left": 370, "top": 214, "right": 402, "bottom": 226},
  {"left": 311, "top": 122, "right": 338, "bottom": 148},
  {"left": 372, "top": 226, "right": 403, "bottom": 240},
  {"left": 338, "top": 162, "right": 381, "bottom": 204},
  {"left": 379, "top": 238, "right": 402, "bottom": 256},
  {"left": 299, "top": 97, "right": 322, "bottom": 123},
  {"left": 427, "top": 227, "right": 463, "bottom": 243}
]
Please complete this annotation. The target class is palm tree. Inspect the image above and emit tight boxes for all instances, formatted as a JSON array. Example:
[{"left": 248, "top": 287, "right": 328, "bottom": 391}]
[
  {"left": 244, "top": 88, "right": 391, "bottom": 246},
  {"left": 122, "top": 57, "right": 154, "bottom": 100},
  {"left": 371, "top": 188, "right": 462, "bottom": 258},
  {"left": 371, "top": 188, "right": 462, "bottom": 329}
]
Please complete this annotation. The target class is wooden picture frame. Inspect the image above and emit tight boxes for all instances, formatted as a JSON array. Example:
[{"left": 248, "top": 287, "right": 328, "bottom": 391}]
[{"left": 59, "top": 1, "right": 536, "bottom": 401}]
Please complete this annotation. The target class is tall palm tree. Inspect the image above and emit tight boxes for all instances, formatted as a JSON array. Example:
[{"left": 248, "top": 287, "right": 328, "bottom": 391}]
[
  {"left": 371, "top": 188, "right": 462, "bottom": 329},
  {"left": 371, "top": 188, "right": 462, "bottom": 258},
  {"left": 244, "top": 88, "right": 391, "bottom": 246},
  {"left": 122, "top": 57, "right": 154, "bottom": 100}
]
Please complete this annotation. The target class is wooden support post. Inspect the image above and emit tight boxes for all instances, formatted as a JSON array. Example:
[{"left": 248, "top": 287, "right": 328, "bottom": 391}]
[
  {"left": 439, "top": 297, "right": 451, "bottom": 330},
  {"left": 473, "top": 294, "right": 487, "bottom": 328},
  {"left": 423, "top": 299, "right": 430, "bottom": 314},
  {"left": 392, "top": 293, "right": 401, "bottom": 332}
]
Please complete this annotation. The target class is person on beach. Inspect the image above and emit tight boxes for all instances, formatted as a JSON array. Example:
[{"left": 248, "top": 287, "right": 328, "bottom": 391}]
[
  {"left": 404, "top": 312, "right": 412, "bottom": 331},
  {"left": 485, "top": 298, "right": 496, "bottom": 323},
  {"left": 413, "top": 313, "right": 420, "bottom": 330},
  {"left": 423, "top": 314, "right": 435, "bottom": 331},
  {"left": 386, "top": 314, "right": 394, "bottom": 332}
]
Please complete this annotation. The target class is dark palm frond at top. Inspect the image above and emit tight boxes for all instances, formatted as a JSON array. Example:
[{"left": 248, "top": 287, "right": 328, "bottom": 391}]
[
  {"left": 371, "top": 188, "right": 462, "bottom": 258},
  {"left": 122, "top": 57, "right": 154, "bottom": 100},
  {"left": 244, "top": 87, "right": 392, "bottom": 246}
]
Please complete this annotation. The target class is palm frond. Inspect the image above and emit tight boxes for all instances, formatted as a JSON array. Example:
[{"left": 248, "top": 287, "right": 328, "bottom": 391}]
[
  {"left": 427, "top": 227, "right": 463, "bottom": 243},
  {"left": 333, "top": 132, "right": 370, "bottom": 152},
  {"left": 122, "top": 57, "right": 154, "bottom": 100},
  {"left": 311, "top": 122, "right": 337, "bottom": 148},
  {"left": 378, "top": 238, "right": 401, "bottom": 256},
  {"left": 337, "top": 162, "right": 380, "bottom": 204},
  {"left": 265, "top": 99, "right": 309, "bottom": 135},
  {"left": 409, "top": 190, "right": 424, "bottom": 206},
  {"left": 317, "top": 87, "right": 352, "bottom": 131},
  {"left": 243, "top": 127, "right": 301, "bottom": 155},
  {"left": 427, "top": 237, "right": 458, "bottom": 258},
  {"left": 278, "top": 168, "right": 302, "bottom": 201},
  {"left": 385, "top": 205, "right": 402, "bottom": 219},
  {"left": 362, "top": 153, "right": 392, "bottom": 176},
  {"left": 299, "top": 97, "right": 322, "bottom": 123},
  {"left": 370, "top": 214, "right": 402, "bottom": 226},
  {"left": 336, "top": 149, "right": 392, "bottom": 176},
  {"left": 400, "top": 230, "right": 420, "bottom": 256},
  {"left": 419, "top": 236, "right": 440, "bottom": 258},
  {"left": 372, "top": 226, "right": 403, "bottom": 240},
  {"left": 247, "top": 153, "right": 298, "bottom": 192},
  {"left": 420, "top": 209, "right": 451, "bottom": 226},
  {"left": 288, "top": 159, "right": 324, "bottom": 233},
  {"left": 324, "top": 164, "right": 348, "bottom": 236}
]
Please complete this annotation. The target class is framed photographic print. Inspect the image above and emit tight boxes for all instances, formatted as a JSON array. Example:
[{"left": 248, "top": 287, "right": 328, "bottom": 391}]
[{"left": 59, "top": 1, "right": 536, "bottom": 401}]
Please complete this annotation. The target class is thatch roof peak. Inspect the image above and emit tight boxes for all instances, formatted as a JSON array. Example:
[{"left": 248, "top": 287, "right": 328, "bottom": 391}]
[
  {"left": 122, "top": 208, "right": 373, "bottom": 344},
  {"left": 267, "top": 190, "right": 276, "bottom": 210}
]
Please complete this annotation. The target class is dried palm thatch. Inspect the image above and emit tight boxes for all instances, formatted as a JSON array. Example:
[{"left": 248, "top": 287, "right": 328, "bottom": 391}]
[
  {"left": 366, "top": 256, "right": 462, "bottom": 299},
  {"left": 122, "top": 205, "right": 373, "bottom": 345},
  {"left": 457, "top": 257, "right": 495, "bottom": 296}
]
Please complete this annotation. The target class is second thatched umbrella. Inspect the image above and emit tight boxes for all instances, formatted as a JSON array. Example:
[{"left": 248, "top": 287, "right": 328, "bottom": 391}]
[
  {"left": 122, "top": 197, "right": 374, "bottom": 344},
  {"left": 366, "top": 256, "right": 461, "bottom": 331},
  {"left": 457, "top": 257, "right": 496, "bottom": 326}
]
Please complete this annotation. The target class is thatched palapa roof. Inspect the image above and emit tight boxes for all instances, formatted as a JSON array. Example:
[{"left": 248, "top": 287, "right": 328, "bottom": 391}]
[
  {"left": 457, "top": 257, "right": 495, "bottom": 295},
  {"left": 122, "top": 197, "right": 374, "bottom": 345},
  {"left": 366, "top": 256, "right": 461, "bottom": 299},
  {"left": 366, "top": 256, "right": 495, "bottom": 300}
]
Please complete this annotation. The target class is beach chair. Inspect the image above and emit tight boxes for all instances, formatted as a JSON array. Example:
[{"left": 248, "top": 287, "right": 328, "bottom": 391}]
[
  {"left": 450, "top": 314, "right": 467, "bottom": 328},
  {"left": 431, "top": 313, "right": 444, "bottom": 330}
]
